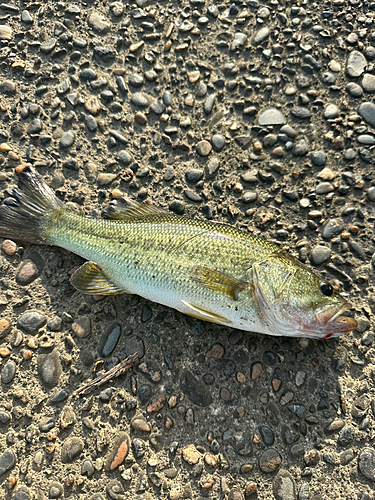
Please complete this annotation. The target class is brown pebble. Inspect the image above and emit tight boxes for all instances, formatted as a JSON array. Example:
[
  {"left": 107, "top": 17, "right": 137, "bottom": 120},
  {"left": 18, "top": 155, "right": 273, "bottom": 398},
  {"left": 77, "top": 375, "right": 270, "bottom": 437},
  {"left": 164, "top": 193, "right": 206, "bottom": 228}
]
[
  {"left": 108, "top": 432, "right": 130, "bottom": 470},
  {"left": 188, "top": 71, "right": 201, "bottom": 83},
  {"left": 201, "top": 479, "right": 214, "bottom": 489},
  {"left": 97, "top": 173, "right": 117, "bottom": 186},
  {"left": 16, "top": 259, "right": 39, "bottom": 285},
  {"left": 241, "top": 464, "right": 253, "bottom": 473},
  {"left": 135, "top": 111, "right": 147, "bottom": 125},
  {"left": 130, "top": 41, "right": 144, "bottom": 52},
  {"left": 71, "top": 316, "right": 91, "bottom": 338},
  {"left": 220, "top": 387, "right": 231, "bottom": 401},
  {"left": 182, "top": 444, "right": 201, "bottom": 465},
  {"left": 251, "top": 362, "right": 263, "bottom": 380},
  {"left": 206, "top": 343, "right": 224, "bottom": 359},
  {"left": 0, "top": 319, "right": 12, "bottom": 339},
  {"left": 236, "top": 371, "right": 246, "bottom": 383},
  {"left": 111, "top": 188, "right": 123, "bottom": 198},
  {"left": 22, "top": 349, "right": 32, "bottom": 360},
  {"left": 236, "top": 406, "right": 245, "bottom": 418},
  {"left": 326, "top": 419, "right": 345, "bottom": 432},
  {"left": 0, "top": 347, "right": 11, "bottom": 357},
  {"left": 0, "top": 142, "right": 12, "bottom": 152},
  {"left": 272, "top": 378, "right": 281, "bottom": 391},
  {"left": 204, "top": 454, "right": 217, "bottom": 467},
  {"left": 196, "top": 140, "right": 212, "bottom": 157},
  {"left": 165, "top": 417, "right": 173, "bottom": 430},
  {"left": 245, "top": 482, "right": 257, "bottom": 497},
  {"left": 147, "top": 394, "right": 166, "bottom": 413},
  {"left": 2, "top": 239, "right": 17, "bottom": 256},
  {"left": 131, "top": 418, "right": 151, "bottom": 432}
]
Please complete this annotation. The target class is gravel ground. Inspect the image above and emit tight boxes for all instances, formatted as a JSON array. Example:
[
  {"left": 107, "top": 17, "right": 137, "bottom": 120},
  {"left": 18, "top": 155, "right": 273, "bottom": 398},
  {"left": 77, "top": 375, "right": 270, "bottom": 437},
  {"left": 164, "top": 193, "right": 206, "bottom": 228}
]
[{"left": 0, "top": 0, "right": 375, "bottom": 499}]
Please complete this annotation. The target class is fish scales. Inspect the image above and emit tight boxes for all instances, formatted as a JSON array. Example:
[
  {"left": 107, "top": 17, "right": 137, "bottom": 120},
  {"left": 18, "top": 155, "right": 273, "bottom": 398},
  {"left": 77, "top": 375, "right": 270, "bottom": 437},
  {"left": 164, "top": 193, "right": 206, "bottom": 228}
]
[{"left": 0, "top": 165, "right": 357, "bottom": 339}]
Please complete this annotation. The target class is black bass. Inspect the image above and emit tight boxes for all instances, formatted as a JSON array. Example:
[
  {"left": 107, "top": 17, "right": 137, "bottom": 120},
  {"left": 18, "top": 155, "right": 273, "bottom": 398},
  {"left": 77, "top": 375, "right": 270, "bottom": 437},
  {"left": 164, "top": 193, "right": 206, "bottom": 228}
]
[{"left": 0, "top": 165, "right": 357, "bottom": 339}]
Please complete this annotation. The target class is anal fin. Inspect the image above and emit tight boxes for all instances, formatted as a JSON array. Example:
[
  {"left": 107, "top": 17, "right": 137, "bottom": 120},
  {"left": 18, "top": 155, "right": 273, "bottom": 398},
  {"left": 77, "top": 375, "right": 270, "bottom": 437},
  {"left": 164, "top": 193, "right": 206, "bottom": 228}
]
[
  {"left": 70, "top": 261, "right": 126, "bottom": 296},
  {"left": 181, "top": 300, "right": 231, "bottom": 325}
]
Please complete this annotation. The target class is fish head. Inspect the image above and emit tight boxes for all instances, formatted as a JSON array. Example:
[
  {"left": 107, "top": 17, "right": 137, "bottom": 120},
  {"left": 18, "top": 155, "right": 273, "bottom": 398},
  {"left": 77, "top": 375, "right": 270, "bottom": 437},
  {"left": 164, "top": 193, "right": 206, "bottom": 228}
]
[{"left": 251, "top": 254, "right": 357, "bottom": 339}]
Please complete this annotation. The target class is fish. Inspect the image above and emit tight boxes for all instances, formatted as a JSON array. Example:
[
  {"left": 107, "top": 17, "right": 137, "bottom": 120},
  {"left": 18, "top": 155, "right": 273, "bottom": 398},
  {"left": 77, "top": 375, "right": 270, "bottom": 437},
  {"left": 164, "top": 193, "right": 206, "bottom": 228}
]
[{"left": 0, "top": 164, "right": 357, "bottom": 340}]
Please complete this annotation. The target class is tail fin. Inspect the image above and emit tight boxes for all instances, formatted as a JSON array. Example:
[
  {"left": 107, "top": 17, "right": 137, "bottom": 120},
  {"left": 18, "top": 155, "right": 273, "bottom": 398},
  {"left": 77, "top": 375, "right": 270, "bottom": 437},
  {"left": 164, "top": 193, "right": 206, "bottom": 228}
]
[{"left": 0, "top": 164, "right": 65, "bottom": 244}]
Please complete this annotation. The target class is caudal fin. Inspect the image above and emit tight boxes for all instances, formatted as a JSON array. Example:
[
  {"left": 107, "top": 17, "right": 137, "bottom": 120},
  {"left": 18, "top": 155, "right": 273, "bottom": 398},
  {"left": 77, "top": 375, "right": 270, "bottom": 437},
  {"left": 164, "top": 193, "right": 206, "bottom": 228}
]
[{"left": 0, "top": 164, "right": 65, "bottom": 244}]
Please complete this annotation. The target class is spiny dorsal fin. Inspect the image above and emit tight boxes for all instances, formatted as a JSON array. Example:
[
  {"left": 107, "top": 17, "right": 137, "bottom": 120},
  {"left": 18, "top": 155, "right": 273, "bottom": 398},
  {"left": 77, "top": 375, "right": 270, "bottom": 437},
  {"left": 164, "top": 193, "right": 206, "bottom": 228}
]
[
  {"left": 102, "top": 196, "right": 168, "bottom": 221},
  {"left": 181, "top": 300, "right": 231, "bottom": 324},
  {"left": 190, "top": 264, "right": 247, "bottom": 300},
  {"left": 70, "top": 261, "right": 126, "bottom": 295}
]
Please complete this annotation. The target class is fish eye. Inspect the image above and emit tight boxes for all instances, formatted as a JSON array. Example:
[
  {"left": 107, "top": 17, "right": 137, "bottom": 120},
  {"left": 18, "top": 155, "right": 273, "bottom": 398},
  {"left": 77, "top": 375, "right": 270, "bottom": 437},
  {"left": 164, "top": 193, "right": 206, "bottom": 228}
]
[{"left": 320, "top": 282, "right": 333, "bottom": 297}]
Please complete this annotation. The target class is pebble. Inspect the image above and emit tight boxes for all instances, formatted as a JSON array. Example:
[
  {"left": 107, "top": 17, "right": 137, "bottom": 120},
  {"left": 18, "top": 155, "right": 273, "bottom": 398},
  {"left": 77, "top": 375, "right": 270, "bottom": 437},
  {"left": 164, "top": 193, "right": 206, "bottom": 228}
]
[
  {"left": 367, "top": 187, "right": 375, "bottom": 202},
  {"left": 322, "top": 219, "right": 343, "bottom": 239},
  {"left": 204, "top": 94, "right": 216, "bottom": 114},
  {"left": 116, "top": 150, "right": 133, "bottom": 165},
  {"left": 61, "top": 437, "right": 84, "bottom": 463},
  {"left": 131, "top": 418, "right": 151, "bottom": 432},
  {"left": 311, "top": 245, "right": 331, "bottom": 265},
  {"left": 40, "top": 38, "right": 57, "bottom": 54},
  {"left": 316, "top": 182, "right": 334, "bottom": 195},
  {"left": 182, "top": 445, "right": 201, "bottom": 465},
  {"left": 2, "top": 239, "right": 17, "bottom": 255},
  {"left": 359, "top": 102, "right": 375, "bottom": 127},
  {"left": 272, "top": 469, "right": 296, "bottom": 500},
  {"left": 242, "top": 191, "right": 258, "bottom": 203},
  {"left": 258, "top": 108, "right": 286, "bottom": 126},
  {"left": 212, "top": 134, "right": 225, "bottom": 151},
  {"left": 60, "top": 131, "right": 75, "bottom": 148},
  {"left": 16, "top": 259, "right": 39, "bottom": 285},
  {"left": 324, "top": 104, "right": 339, "bottom": 119},
  {"left": 88, "top": 11, "right": 110, "bottom": 33},
  {"left": 21, "top": 10, "right": 33, "bottom": 23},
  {"left": 1, "top": 360, "right": 16, "bottom": 384},
  {"left": 108, "top": 432, "right": 130, "bottom": 470},
  {"left": 311, "top": 151, "right": 327, "bottom": 166},
  {"left": 231, "top": 32, "right": 247, "bottom": 51},
  {"left": 0, "top": 448, "right": 16, "bottom": 475},
  {"left": 259, "top": 448, "right": 282, "bottom": 473},
  {"left": 180, "top": 370, "right": 213, "bottom": 407},
  {"left": 206, "top": 343, "right": 224, "bottom": 359},
  {"left": 71, "top": 316, "right": 91, "bottom": 338},
  {"left": 18, "top": 312, "right": 46, "bottom": 333},
  {"left": 131, "top": 92, "right": 151, "bottom": 107},
  {"left": 291, "top": 107, "right": 311, "bottom": 119},
  {"left": 49, "top": 482, "right": 63, "bottom": 498},
  {"left": 252, "top": 27, "right": 270, "bottom": 45},
  {"left": 196, "top": 140, "right": 212, "bottom": 157},
  {"left": 0, "top": 25, "right": 13, "bottom": 41},
  {"left": 361, "top": 74, "right": 375, "bottom": 93},
  {"left": 102, "top": 324, "right": 121, "bottom": 357},
  {"left": 346, "top": 50, "right": 367, "bottom": 77},
  {"left": 206, "top": 157, "right": 220, "bottom": 177},
  {"left": 27, "top": 118, "right": 42, "bottom": 135},
  {"left": 0, "top": 80, "right": 16, "bottom": 95},
  {"left": 358, "top": 448, "right": 375, "bottom": 481},
  {"left": 37, "top": 349, "right": 62, "bottom": 387},
  {"left": 186, "top": 169, "right": 203, "bottom": 183},
  {"left": 228, "top": 489, "right": 244, "bottom": 500},
  {"left": 346, "top": 82, "right": 363, "bottom": 97}
]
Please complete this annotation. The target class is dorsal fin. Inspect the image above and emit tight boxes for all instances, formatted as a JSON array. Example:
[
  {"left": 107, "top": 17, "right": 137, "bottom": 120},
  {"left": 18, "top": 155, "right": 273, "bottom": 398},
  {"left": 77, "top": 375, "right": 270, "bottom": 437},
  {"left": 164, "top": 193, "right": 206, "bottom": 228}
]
[
  {"left": 102, "top": 197, "right": 168, "bottom": 221},
  {"left": 70, "top": 261, "right": 126, "bottom": 295}
]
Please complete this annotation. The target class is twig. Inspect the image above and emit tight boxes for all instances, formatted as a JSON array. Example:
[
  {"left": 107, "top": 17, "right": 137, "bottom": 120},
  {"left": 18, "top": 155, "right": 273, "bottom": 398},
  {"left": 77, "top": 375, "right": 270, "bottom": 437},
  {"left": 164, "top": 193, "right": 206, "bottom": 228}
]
[{"left": 75, "top": 352, "right": 139, "bottom": 396}]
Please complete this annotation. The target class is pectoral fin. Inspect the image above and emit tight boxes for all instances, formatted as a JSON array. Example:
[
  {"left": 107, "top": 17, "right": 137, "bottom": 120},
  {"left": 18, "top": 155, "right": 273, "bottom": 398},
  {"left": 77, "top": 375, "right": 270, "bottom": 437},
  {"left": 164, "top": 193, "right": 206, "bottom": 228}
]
[
  {"left": 181, "top": 300, "right": 231, "bottom": 324},
  {"left": 190, "top": 265, "right": 247, "bottom": 300},
  {"left": 70, "top": 261, "right": 126, "bottom": 296}
]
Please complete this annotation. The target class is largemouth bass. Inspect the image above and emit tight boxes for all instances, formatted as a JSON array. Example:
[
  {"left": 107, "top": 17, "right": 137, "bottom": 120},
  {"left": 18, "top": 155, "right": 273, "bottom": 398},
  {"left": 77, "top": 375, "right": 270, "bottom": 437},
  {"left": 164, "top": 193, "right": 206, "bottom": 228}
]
[{"left": 0, "top": 165, "right": 357, "bottom": 339}]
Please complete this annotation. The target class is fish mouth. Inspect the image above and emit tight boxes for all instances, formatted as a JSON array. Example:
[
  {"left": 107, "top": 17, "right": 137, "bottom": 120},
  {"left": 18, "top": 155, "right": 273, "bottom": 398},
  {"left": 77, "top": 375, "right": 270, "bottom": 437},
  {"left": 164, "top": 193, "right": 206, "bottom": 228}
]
[{"left": 316, "top": 302, "right": 358, "bottom": 333}]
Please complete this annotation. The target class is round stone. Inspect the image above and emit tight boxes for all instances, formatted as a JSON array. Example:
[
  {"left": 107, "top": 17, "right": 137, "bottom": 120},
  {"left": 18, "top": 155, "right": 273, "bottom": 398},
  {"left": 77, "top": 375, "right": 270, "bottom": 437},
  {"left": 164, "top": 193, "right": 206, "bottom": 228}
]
[
  {"left": 0, "top": 319, "right": 11, "bottom": 339},
  {"left": 61, "top": 437, "right": 84, "bottom": 463},
  {"left": 252, "top": 27, "right": 270, "bottom": 45},
  {"left": 0, "top": 448, "right": 16, "bottom": 475},
  {"left": 71, "top": 316, "right": 91, "bottom": 338},
  {"left": 1, "top": 361, "right": 16, "bottom": 384},
  {"left": 346, "top": 50, "right": 367, "bottom": 77},
  {"left": 16, "top": 259, "right": 39, "bottom": 285},
  {"left": 367, "top": 187, "right": 375, "bottom": 202},
  {"left": 324, "top": 104, "right": 339, "bottom": 119},
  {"left": 291, "top": 106, "right": 311, "bottom": 119},
  {"left": 102, "top": 324, "right": 121, "bottom": 357},
  {"left": 18, "top": 312, "right": 46, "bottom": 333},
  {"left": 37, "top": 349, "right": 62, "bottom": 387},
  {"left": 272, "top": 469, "right": 296, "bottom": 500},
  {"left": 358, "top": 448, "right": 375, "bottom": 481},
  {"left": 242, "top": 191, "right": 258, "bottom": 203},
  {"left": 258, "top": 108, "right": 286, "bottom": 126},
  {"left": 0, "top": 25, "right": 13, "bottom": 41},
  {"left": 361, "top": 74, "right": 375, "bottom": 93},
  {"left": 231, "top": 32, "right": 247, "bottom": 51},
  {"left": 311, "top": 150, "right": 327, "bottom": 166},
  {"left": 311, "top": 245, "right": 331, "bottom": 265},
  {"left": 346, "top": 82, "right": 363, "bottom": 97},
  {"left": 211, "top": 134, "right": 225, "bottom": 151},
  {"left": 60, "top": 131, "right": 75, "bottom": 148},
  {"left": 204, "top": 94, "right": 216, "bottom": 114},
  {"left": 197, "top": 140, "right": 212, "bottom": 157},
  {"left": 259, "top": 448, "right": 282, "bottom": 473},
  {"left": 322, "top": 219, "right": 343, "bottom": 239},
  {"left": 0, "top": 80, "right": 16, "bottom": 95},
  {"left": 2, "top": 239, "right": 17, "bottom": 255},
  {"left": 49, "top": 482, "right": 63, "bottom": 498}
]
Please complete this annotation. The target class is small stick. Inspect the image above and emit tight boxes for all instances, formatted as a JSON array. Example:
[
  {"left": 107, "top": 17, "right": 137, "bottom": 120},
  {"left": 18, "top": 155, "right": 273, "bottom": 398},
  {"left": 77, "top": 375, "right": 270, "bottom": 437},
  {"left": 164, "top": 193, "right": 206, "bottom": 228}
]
[{"left": 75, "top": 352, "right": 139, "bottom": 396}]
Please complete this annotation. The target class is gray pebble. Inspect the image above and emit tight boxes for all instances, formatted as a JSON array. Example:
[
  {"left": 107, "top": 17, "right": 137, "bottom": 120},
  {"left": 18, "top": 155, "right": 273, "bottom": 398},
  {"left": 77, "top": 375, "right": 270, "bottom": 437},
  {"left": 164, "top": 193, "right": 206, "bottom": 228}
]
[
  {"left": 205, "top": 157, "right": 220, "bottom": 177},
  {"left": 272, "top": 469, "right": 296, "bottom": 500},
  {"left": 252, "top": 27, "right": 270, "bottom": 45},
  {"left": 358, "top": 448, "right": 375, "bottom": 481},
  {"left": 18, "top": 311, "right": 46, "bottom": 333},
  {"left": 0, "top": 411, "right": 11, "bottom": 424},
  {"left": 132, "top": 438, "right": 146, "bottom": 459},
  {"left": 338, "top": 426, "right": 354, "bottom": 446},
  {"left": 162, "top": 90, "right": 172, "bottom": 106},
  {"left": 1, "top": 361, "right": 16, "bottom": 384},
  {"left": 27, "top": 118, "right": 42, "bottom": 135},
  {"left": 13, "top": 487, "right": 30, "bottom": 500},
  {"left": 61, "top": 437, "right": 84, "bottom": 463},
  {"left": 80, "top": 68, "right": 97, "bottom": 81},
  {"left": 357, "top": 134, "right": 375, "bottom": 145},
  {"left": 49, "top": 482, "right": 63, "bottom": 499},
  {"left": 186, "top": 169, "right": 203, "bottom": 183},
  {"left": 259, "top": 448, "right": 282, "bottom": 473},
  {"left": 0, "top": 80, "right": 16, "bottom": 95},
  {"left": 169, "top": 200, "right": 185, "bottom": 215},
  {"left": 311, "top": 150, "right": 327, "bottom": 166},
  {"left": 288, "top": 404, "right": 306, "bottom": 419},
  {"left": 60, "top": 131, "right": 75, "bottom": 148},
  {"left": 81, "top": 459, "right": 95, "bottom": 477},
  {"left": 116, "top": 150, "right": 133, "bottom": 165},
  {"left": 204, "top": 94, "right": 216, "bottom": 114},
  {"left": 163, "top": 166, "right": 175, "bottom": 181},
  {"left": 324, "top": 104, "right": 339, "bottom": 119},
  {"left": 125, "top": 336, "right": 145, "bottom": 358},
  {"left": 367, "top": 187, "right": 375, "bottom": 202},
  {"left": 291, "top": 106, "right": 311, "bottom": 119},
  {"left": 40, "top": 38, "right": 56, "bottom": 54},
  {"left": 242, "top": 191, "right": 258, "bottom": 203},
  {"left": 0, "top": 448, "right": 16, "bottom": 475},
  {"left": 359, "top": 102, "right": 375, "bottom": 126},
  {"left": 322, "top": 219, "right": 343, "bottom": 239},
  {"left": 293, "top": 139, "right": 308, "bottom": 156},
  {"left": 150, "top": 102, "right": 165, "bottom": 115},
  {"left": 196, "top": 81, "right": 207, "bottom": 97},
  {"left": 316, "top": 182, "right": 334, "bottom": 194},
  {"left": 197, "top": 140, "right": 212, "bottom": 157},
  {"left": 131, "top": 92, "right": 150, "bottom": 107},
  {"left": 298, "top": 483, "right": 309, "bottom": 500},
  {"left": 129, "top": 73, "right": 144, "bottom": 87},
  {"left": 258, "top": 108, "right": 286, "bottom": 126},
  {"left": 311, "top": 245, "right": 331, "bottom": 265},
  {"left": 346, "top": 82, "right": 363, "bottom": 97},
  {"left": 344, "top": 148, "right": 356, "bottom": 160},
  {"left": 361, "top": 74, "right": 375, "bottom": 93},
  {"left": 102, "top": 324, "right": 121, "bottom": 357},
  {"left": 21, "top": 10, "right": 33, "bottom": 23},
  {"left": 346, "top": 50, "right": 367, "bottom": 77},
  {"left": 212, "top": 134, "right": 225, "bottom": 151},
  {"left": 141, "top": 305, "right": 152, "bottom": 322},
  {"left": 37, "top": 349, "right": 62, "bottom": 387},
  {"left": 231, "top": 32, "right": 247, "bottom": 51},
  {"left": 86, "top": 115, "right": 98, "bottom": 132}
]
